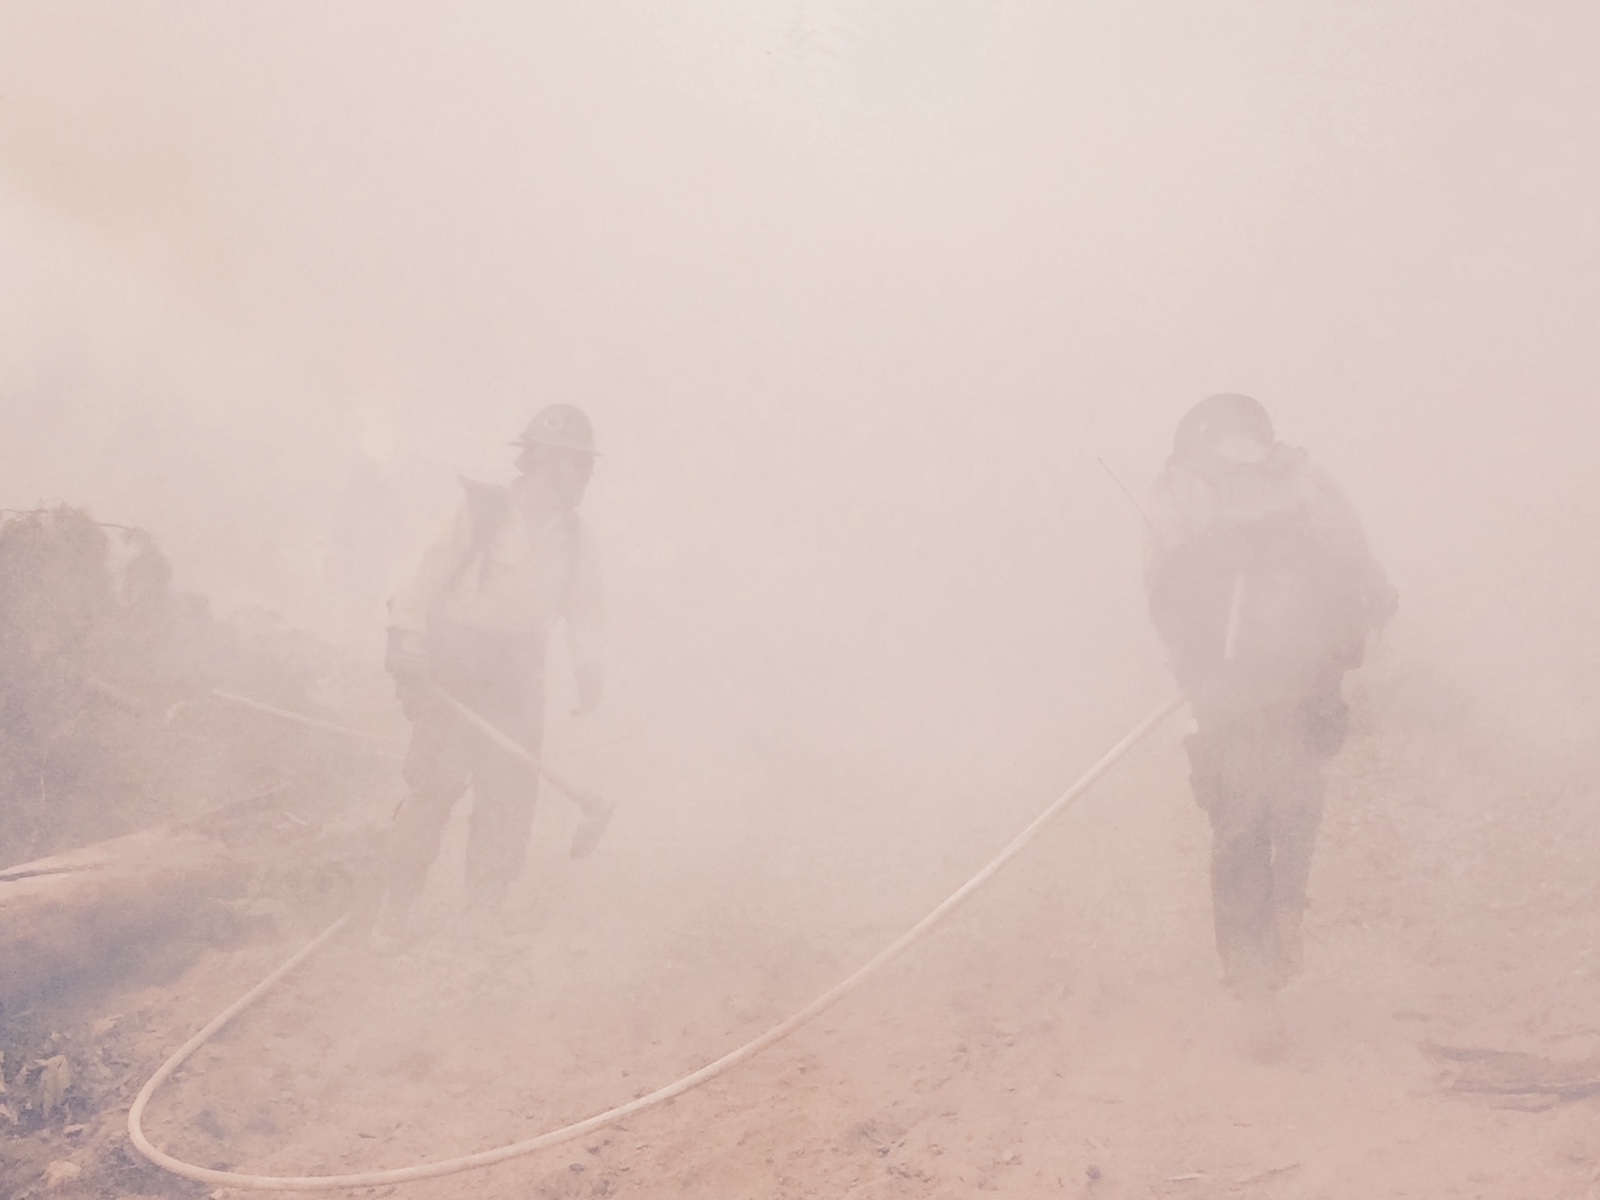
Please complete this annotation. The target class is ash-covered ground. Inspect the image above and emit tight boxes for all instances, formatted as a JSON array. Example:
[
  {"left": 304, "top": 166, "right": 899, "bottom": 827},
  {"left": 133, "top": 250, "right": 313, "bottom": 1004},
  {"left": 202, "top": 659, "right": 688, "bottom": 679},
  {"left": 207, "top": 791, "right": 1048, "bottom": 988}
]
[{"left": 4, "top": 619, "right": 1598, "bottom": 1199}]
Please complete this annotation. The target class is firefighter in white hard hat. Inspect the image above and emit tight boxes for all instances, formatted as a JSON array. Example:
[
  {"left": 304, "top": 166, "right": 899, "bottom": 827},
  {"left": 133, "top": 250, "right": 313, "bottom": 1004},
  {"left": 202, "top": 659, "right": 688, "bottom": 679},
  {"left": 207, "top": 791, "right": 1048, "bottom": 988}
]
[{"left": 372, "top": 404, "right": 605, "bottom": 946}]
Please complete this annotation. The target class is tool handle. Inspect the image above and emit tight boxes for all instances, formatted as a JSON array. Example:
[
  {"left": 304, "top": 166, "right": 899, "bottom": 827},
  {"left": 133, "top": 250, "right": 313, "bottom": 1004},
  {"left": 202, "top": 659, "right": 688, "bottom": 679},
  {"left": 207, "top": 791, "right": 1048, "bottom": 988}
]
[{"left": 426, "top": 683, "right": 604, "bottom": 818}]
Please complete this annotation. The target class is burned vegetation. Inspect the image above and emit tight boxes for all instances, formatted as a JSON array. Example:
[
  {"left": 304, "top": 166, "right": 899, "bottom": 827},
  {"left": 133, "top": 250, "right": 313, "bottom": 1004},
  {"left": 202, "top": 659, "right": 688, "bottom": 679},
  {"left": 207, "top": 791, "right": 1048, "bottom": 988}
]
[{"left": 0, "top": 505, "right": 390, "bottom": 1149}]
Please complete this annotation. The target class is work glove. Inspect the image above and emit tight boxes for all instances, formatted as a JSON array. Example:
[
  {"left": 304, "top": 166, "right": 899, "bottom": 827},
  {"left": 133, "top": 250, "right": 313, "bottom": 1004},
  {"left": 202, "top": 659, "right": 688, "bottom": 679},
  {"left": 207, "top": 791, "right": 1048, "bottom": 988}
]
[
  {"left": 571, "top": 660, "right": 604, "bottom": 717},
  {"left": 384, "top": 627, "right": 431, "bottom": 683}
]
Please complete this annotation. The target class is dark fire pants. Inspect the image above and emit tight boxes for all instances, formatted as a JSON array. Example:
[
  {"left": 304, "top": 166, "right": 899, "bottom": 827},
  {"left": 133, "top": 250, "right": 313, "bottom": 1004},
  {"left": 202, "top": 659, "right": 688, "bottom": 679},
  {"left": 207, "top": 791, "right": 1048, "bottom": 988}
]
[
  {"left": 1186, "top": 705, "right": 1331, "bottom": 993},
  {"left": 384, "top": 672, "right": 544, "bottom": 920}
]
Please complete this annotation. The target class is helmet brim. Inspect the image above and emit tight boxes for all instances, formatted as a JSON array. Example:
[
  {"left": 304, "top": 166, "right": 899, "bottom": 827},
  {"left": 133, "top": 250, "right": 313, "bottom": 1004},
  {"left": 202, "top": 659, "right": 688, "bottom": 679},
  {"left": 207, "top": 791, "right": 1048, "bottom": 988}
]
[{"left": 510, "top": 438, "right": 600, "bottom": 456}]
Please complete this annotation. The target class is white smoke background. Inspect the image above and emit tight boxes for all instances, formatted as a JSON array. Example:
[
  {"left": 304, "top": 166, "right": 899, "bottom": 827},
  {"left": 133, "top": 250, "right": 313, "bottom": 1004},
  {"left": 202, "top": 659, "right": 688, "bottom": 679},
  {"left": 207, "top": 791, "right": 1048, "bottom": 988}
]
[{"left": 2, "top": 1, "right": 1598, "bottom": 892}]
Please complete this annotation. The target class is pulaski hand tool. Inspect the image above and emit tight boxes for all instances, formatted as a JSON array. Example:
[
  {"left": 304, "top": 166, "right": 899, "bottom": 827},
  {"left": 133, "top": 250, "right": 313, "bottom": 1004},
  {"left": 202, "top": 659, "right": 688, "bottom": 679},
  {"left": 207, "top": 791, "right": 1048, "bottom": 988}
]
[{"left": 427, "top": 682, "right": 615, "bottom": 859}]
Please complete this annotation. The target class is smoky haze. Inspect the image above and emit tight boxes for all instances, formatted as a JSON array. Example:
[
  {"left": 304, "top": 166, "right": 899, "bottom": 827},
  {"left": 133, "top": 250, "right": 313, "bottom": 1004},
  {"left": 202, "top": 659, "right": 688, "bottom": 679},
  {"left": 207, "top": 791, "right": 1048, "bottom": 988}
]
[{"left": 2, "top": 2, "right": 1598, "bottom": 895}]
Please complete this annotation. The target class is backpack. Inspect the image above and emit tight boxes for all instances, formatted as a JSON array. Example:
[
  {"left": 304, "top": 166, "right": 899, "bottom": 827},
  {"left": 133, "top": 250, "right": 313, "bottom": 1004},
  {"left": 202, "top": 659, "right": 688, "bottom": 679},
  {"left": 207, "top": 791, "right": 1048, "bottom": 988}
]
[
  {"left": 1150, "top": 452, "right": 1367, "bottom": 706},
  {"left": 434, "top": 478, "right": 582, "bottom": 612}
]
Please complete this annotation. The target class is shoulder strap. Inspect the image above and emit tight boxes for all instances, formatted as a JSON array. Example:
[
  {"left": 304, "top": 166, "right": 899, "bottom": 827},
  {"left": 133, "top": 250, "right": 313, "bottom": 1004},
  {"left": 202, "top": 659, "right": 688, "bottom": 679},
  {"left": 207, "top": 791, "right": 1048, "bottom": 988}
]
[
  {"left": 436, "top": 478, "right": 510, "bottom": 604},
  {"left": 560, "top": 508, "right": 584, "bottom": 605}
]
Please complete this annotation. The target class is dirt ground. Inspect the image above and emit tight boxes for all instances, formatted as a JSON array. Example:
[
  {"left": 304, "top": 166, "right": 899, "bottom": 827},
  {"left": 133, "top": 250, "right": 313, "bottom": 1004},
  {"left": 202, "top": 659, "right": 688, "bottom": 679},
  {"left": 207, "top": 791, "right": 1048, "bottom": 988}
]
[{"left": 4, "top": 685, "right": 1598, "bottom": 1200}]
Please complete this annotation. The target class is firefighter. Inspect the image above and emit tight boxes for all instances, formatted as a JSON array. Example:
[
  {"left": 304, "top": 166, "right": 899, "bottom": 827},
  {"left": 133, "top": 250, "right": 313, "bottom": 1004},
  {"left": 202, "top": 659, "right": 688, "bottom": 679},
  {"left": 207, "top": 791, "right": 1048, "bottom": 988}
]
[
  {"left": 1144, "top": 394, "right": 1396, "bottom": 1051},
  {"left": 372, "top": 404, "right": 605, "bottom": 947}
]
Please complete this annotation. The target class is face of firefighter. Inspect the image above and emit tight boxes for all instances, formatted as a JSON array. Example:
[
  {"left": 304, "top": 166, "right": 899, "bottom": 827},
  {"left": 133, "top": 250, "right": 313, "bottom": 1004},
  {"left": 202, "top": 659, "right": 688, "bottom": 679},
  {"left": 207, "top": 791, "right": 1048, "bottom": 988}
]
[{"left": 513, "top": 442, "right": 594, "bottom": 510}]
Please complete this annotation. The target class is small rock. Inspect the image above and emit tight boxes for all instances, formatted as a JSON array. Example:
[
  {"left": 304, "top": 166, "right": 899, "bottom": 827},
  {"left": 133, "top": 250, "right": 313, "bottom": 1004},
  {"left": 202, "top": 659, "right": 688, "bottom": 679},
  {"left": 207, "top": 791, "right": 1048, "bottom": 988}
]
[{"left": 45, "top": 1160, "right": 82, "bottom": 1187}]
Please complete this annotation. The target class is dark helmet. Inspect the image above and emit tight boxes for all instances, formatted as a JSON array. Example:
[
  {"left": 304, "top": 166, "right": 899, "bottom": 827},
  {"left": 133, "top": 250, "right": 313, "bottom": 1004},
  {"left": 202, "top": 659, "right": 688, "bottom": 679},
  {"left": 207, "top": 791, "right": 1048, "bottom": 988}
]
[
  {"left": 511, "top": 403, "right": 598, "bottom": 456},
  {"left": 1171, "top": 393, "right": 1274, "bottom": 464}
]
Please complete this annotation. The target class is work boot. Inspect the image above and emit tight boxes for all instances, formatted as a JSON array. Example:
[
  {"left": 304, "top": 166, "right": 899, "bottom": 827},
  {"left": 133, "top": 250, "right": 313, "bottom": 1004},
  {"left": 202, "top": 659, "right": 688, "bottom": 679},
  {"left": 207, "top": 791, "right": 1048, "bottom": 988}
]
[{"left": 465, "top": 911, "right": 535, "bottom": 966}]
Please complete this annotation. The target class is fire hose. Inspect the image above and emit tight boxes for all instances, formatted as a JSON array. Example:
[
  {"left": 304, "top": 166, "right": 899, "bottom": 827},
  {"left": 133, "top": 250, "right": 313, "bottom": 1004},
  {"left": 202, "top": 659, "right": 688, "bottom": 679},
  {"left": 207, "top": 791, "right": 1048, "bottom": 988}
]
[{"left": 128, "top": 694, "right": 1183, "bottom": 1191}]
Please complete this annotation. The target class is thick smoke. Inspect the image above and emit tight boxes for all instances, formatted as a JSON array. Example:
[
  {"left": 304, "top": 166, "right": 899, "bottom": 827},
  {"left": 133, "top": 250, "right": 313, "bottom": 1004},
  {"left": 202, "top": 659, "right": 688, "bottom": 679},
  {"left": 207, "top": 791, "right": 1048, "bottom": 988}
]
[{"left": 2, "top": 0, "right": 1598, "bottom": 866}]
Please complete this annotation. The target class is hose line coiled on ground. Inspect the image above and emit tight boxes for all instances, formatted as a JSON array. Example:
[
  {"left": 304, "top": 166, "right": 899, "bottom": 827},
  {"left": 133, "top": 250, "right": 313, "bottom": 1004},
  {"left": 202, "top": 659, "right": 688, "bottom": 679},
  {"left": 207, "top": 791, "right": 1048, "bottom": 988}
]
[{"left": 128, "top": 695, "right": 1183, "bottom": 1191}]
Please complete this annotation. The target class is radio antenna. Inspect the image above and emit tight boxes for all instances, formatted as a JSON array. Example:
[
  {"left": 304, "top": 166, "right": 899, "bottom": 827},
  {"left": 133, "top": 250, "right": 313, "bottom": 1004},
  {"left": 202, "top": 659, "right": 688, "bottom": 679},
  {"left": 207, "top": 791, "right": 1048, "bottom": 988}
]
[{"left": 1096, "top": 456, "right": 1159, "bottom": 537}]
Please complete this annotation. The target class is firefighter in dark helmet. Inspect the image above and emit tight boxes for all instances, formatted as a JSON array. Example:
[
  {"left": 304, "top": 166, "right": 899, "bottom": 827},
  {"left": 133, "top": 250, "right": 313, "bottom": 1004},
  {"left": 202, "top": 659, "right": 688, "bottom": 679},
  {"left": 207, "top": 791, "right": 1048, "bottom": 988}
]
[
  {"left": 373, "top": 404, "right": 605, "bottom": 947},
  {"left": 1144, "top": 394, "right": 1396, "bottom": 1050}
]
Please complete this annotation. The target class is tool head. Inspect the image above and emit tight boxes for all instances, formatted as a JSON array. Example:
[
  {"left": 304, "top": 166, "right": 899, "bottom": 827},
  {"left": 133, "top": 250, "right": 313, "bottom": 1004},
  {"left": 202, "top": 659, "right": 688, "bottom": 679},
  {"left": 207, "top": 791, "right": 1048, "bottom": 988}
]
[{"left": 569, "top": 797, "right": 615, "bottom": 859}]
